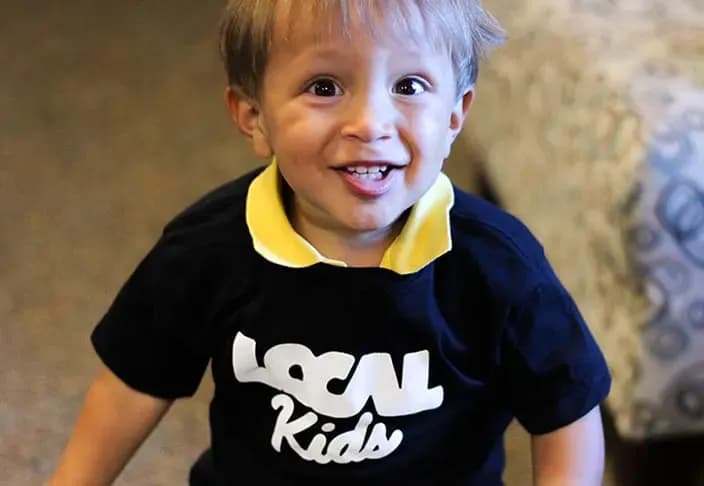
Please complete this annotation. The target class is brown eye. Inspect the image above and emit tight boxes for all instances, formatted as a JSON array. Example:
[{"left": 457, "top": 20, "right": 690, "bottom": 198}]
[
  {"left": 307, "top": 79, "right": 342, "bottom": 97},
  {"left": 393, "top": 78, "right": 428, "bottom": 96}
]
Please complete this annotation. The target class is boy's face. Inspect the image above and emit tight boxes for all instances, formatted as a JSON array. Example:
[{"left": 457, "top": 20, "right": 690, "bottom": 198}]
[{"left": 230, "top": 7, "right": 473, "bottom": 236}]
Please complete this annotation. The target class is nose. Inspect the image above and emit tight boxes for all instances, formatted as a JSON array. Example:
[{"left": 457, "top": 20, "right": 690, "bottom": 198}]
[{"left": 340, "top": 90, "right": 395, "bottom": 143}]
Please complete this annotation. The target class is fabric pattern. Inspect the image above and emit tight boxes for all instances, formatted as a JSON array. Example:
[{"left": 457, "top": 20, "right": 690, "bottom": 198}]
[{"left": 469, "top": 0, "right": 704, "bottom": 439}]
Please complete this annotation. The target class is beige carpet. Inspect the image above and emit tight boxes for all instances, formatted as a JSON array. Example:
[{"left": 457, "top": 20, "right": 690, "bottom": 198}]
[{"left": 0, "top": 1, "right": 601, "bottom": 484}]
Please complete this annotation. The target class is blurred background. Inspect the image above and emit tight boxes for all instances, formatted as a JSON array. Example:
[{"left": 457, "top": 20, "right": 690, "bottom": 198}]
[{"left": 1, "top": 0, "right": 703, "bottom": 484}]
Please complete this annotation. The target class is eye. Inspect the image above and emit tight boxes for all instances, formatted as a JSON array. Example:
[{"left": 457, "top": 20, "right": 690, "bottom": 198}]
[
  {"left": 392, "top": 77, "right": 428, "bottom": 96},
  {"left": 306, "top": 78, "right": 343, "bottom": 97}
]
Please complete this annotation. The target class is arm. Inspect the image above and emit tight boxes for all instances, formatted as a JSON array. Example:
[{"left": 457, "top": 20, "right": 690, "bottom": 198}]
[
  {"left": 50, "top": 366, "right": 173, "bottom": 486},
  {"left": 530, "top": 406, "right": 605, "bottom": 486}
]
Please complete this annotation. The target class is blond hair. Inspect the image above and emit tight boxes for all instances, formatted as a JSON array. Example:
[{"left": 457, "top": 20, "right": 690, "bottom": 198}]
[{"left": 219, "top": 0, "right": 506, "bottom": 99}]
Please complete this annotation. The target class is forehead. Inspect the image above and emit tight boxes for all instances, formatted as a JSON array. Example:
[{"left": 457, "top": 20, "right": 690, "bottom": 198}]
[{"left": 270, "top": 0, "right": 448, "bottom": 54}]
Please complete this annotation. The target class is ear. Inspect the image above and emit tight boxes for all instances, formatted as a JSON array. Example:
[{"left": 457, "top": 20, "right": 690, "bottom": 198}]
[
  {"left": 224, "top": 86, "right": 273, "bottom": 159},
  {"left": 443, "top": 87, "right": 474, "bottom": 159},
  {"left": 449, "top": 87, "right": 474, "bottom": 140}
]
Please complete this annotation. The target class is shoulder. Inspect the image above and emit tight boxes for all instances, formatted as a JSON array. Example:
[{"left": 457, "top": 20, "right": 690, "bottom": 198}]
[
  {"left": 445, "top": 186, "right": 554, "bottom": 301},
  {"left": 161, "top": 166, "right": 264, "bottom": 246},
  {"left": 145, "top": 166, "right": 264, "bottom": 284}
]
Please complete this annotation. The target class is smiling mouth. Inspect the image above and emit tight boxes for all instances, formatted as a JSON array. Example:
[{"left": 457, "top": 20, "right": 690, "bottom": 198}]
[
  {"left": 332, "top": 162, "right": 405, "bottom": 197},
  {"left": 334, "top": 163, "right": 404, "bottom": 181}
]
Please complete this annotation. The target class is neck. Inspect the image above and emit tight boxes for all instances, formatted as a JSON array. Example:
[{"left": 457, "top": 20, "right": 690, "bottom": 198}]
[{"left": 290, "top": 209, "right": 406, "bottom": 268}]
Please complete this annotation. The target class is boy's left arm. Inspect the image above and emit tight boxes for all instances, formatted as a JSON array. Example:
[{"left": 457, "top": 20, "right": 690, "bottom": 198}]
[{"left": 530, "top": 405, "right": 605, "bottom": 486}]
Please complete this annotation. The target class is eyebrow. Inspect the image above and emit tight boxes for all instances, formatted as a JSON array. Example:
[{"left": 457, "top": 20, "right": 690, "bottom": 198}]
[
  {"left": 295, "top": 43, "right": 356, "bottom": 58},
  {"left": 294, "top": 41, "right": 430, "bottom": 61}
]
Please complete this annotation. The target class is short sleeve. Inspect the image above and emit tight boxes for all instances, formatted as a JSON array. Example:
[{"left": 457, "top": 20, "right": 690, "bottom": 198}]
[
  {"left": 498, "top": 282, "right": 611, "bottom": 435},
  {"left": 91, "top": 236, "right": 212, "bottom": 399}
]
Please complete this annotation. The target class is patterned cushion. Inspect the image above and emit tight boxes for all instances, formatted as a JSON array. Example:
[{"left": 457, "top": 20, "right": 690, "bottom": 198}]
[{"left": 467, "top": 0, "right": 704, "bottom": 439}]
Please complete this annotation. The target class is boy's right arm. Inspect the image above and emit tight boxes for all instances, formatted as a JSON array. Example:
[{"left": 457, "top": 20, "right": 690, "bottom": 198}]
[{"left": 50, "top": 365, "right": 173, "bottom": 486}]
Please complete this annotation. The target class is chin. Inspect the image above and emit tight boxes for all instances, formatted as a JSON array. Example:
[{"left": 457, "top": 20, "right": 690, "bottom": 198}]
[{"left": 342, "top": 209, "right": 402, "bottom": 234}]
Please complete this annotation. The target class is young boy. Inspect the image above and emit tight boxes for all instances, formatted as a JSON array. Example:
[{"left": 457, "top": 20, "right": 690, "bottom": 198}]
[{"left": 51, "top": 1, "right": 611, "bottom": 484}]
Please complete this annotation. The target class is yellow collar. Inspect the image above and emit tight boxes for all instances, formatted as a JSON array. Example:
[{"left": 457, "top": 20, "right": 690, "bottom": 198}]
[{"left": 245, "top": 161, "right": 454, "bottom": 274}]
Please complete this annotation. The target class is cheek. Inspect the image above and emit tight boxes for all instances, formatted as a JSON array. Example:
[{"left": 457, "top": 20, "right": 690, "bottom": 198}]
[
  {"left": 268, "top": 116, "right": 325, "bottom": 177},
  {"left": 402, "top": 107, "right": 452, "bottom": 167},
  {"left": 267, "top": 103, "right": 334, "bottom": 158}
]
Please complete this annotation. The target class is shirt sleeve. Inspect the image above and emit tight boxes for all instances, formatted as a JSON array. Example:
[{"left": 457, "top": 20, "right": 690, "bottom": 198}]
[
  {"left": 498, "top": 280, "right": 612, "bottom": 435},
  {"left": 91, "top": 236, "right": 212, "bottom": 399}
]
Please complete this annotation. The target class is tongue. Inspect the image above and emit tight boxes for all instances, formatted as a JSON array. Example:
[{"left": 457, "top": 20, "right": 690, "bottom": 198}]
[{"left": 339, "top": 167, "right": 395, "bottom": 196}]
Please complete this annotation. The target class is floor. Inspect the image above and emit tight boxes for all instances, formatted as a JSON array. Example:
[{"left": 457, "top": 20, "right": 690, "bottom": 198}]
[{"left": 1, "top": 1, "right": 608, "bottom": 484}]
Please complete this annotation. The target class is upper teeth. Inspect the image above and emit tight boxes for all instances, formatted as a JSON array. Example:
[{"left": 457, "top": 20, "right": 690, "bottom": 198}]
[{"left": 346, "top": 165, "right": 387, "bottom": 174}]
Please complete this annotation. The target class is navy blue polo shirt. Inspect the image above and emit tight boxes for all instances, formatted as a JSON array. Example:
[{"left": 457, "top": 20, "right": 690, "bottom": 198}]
[{"left": 92, "top": 162, "right": 611, "bottom": 485}]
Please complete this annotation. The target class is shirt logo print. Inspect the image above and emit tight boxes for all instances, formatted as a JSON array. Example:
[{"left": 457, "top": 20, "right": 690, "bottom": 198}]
[{"left": 232, "top": 332, "right": 444, "bottom": 464}]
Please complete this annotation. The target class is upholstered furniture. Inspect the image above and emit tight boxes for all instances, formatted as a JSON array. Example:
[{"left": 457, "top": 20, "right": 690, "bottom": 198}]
[{"left": 468, "top": 0, "right": 704, "bottom": 440}]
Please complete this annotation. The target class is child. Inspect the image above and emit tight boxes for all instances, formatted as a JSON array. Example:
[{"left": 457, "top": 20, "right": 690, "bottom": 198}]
[{"left": 51, "top": 1, "right": 611, "bottom": 484}]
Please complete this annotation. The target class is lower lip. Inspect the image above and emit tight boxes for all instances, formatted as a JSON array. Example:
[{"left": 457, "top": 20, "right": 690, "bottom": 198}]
[{"left": 337, "top": 169, "right": 399, "bottom": 197}]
